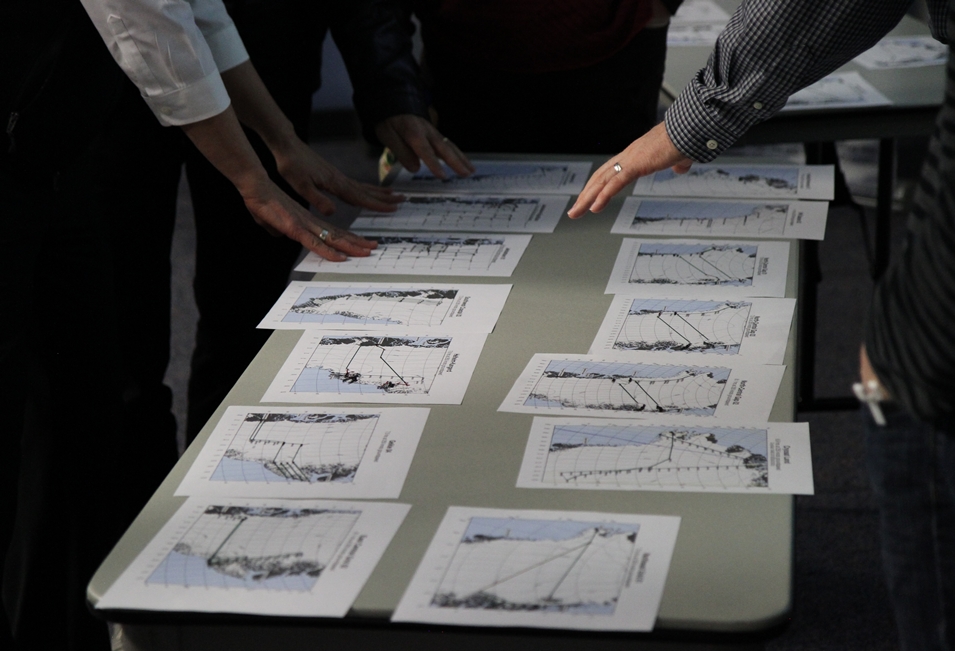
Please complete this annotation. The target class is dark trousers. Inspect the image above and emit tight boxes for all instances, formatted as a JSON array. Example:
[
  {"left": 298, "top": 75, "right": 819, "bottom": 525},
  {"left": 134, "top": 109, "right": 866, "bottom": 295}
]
[
  {"left": 865, "top": 406, "right": 955, "bottom": 651},
  {"left": 99, "top": 85, "right": 302, "bottom": 447},
  {"left": 182, "top": 0, "right": 327, "bottom": 441},
  {"left": 0, "top": 134, "right": 172, "bottom": 650}
]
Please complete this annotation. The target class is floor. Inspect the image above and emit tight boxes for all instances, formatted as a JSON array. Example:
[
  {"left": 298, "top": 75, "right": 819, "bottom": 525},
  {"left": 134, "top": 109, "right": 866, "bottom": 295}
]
[{"left": 163, "top": 126, "right": 924, "bottom": 650}]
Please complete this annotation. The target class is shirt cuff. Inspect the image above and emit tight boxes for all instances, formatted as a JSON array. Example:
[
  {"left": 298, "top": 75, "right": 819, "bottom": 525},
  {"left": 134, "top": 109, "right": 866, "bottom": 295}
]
[
  {"left": 202, "top": 24, "right": 249, "bottom": 73},
  {"left": 143, "top": 69, "right": 231, "bottom": 126},
  {"left": 664, "top": 82, "right": 745, "bottom": 162}
]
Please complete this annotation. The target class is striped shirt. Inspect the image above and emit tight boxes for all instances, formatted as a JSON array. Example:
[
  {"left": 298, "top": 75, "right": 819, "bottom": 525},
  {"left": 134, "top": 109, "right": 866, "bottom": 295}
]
[
  {"left": 664, "top": 0, "right": 955, "bottom": 424},
  {"left": 866, "top": 10, "right": 955, "bottom": 424},
  {"left": 666, "top": 0, "right": 948, "bottom": 161}
]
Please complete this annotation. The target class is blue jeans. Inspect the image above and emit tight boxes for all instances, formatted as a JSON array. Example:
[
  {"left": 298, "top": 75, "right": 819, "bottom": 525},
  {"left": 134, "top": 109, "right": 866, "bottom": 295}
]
[{"left": 865, "top": 405, "right": 955, "bottom": 651}]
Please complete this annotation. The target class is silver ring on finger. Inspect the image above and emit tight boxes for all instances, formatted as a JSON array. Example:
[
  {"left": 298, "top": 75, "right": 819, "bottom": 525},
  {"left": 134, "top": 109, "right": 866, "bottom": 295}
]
[
  {"left": 442, "top": 136, "right": 449, "bottom": 143},
  {"left": 319, "top": 228, "right": 330, "bottom": 242},
  {"left": 613, "top": 163, "right": 623, "bottom": 174}
]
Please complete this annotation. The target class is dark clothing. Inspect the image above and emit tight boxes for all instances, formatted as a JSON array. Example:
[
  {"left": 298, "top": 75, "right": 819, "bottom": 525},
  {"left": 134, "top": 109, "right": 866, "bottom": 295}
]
[
  {"left": 1, "top": 28, "right": 177, "bottom": 651},
  {"left": 865, "top": 405, "right": 955, "bottom": 651},
  {"left": 411, "top": 0, "right": 680, "bottom": 153},
  {"left": 1, "top": 3, "right": 176, "bottom": 650},
  {"left": 174, "top": 0, "right": 433, "bottom": 440},
  {"left": 423, "top": 24, "right": 670, "bottom": 154},
  {"left": 413, "top": 0, "right": 654, "bottom": 73},
  {"left": 858, "top": 5, "right": 955, "bottom": 649},
  {"left": 865, "top": 12, "right": 955, "bottom": 425}
]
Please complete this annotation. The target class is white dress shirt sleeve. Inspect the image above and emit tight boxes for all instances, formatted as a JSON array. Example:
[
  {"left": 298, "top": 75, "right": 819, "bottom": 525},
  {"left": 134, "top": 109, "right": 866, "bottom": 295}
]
[{"left": 79, "top": 0, "right": 250, "bottom": 126}]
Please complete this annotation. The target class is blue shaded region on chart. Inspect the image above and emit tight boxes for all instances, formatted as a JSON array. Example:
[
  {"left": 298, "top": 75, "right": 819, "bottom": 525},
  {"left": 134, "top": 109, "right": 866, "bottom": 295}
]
[
  {"left": 652, "top": 165, "right": 799, "bottom": 194},
  {"left": 544, "top": 423, "right": 770, "bottom": 490},
  {"left": 634, "top": 200, "right": 784, "bottom": 220},
  {"left": 463, "top": 517, "right": 641, "bottom": 543},
  {"left": 526, "top": 360, "right": 731, "bottom": 416},
  {"left": 208, "top": 412, "right": 379, "bottom": 484},
  {"left": 292, "top": 336, "right": 450, "bottom": 396},
  {"left": 430, "top": 516, "right": 640, "bottom": 615},
  {"left": 146, "top": 506, "right": 360, "bottom": 592},
  {"left": 283, "top": 287, "right": 456, "bottom": 327},
  {"left": 552, "top": 423, "right": 768, "bottom": 458},
  {"left": 148, "top": 550, "right": 317, "bottom": 592},
  {"left": 619, "top": 298, "right": 751, "bottom": 355},
  {"left": 632, "top": 243, "right": 758, "bottom": 288}
]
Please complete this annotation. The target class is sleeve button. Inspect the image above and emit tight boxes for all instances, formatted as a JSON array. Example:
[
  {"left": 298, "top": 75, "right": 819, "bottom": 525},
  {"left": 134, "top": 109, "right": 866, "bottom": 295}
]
[
  {"left": 753, "top": 101, "right": 764, "bottom": 109},
  {"left": 160, "top": 106, "right": 172, "bottom": 115},
  {"left": 706, "top": 139, "right": 719, "bottom": 150}
]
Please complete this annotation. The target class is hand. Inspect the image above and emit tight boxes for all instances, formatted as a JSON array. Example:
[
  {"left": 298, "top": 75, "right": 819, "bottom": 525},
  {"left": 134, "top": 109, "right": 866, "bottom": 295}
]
[
  {"left": 859, "top": 344, "right": 890, "bottom": 399},
  {"left": 375, "top": 114, "right": 475, "bottom": 179},
  {"left": 238, "top": 175, "right": 378, "bottom": 262},
  {"left": 567, "top": 122, "right": 693, "bottom": 218},
  {"left": 272, "top": 137, "right": 403, "bottom": 216}
]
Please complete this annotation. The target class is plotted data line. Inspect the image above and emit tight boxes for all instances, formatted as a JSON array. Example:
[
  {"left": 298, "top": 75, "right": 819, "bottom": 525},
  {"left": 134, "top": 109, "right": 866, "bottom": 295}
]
[
  {"left": 469, "top": 534, "right": 597, "bottom": 602},
  {"left": 672, "top": 312, "right": 712, "bottom": 343},
  {"left": 206, "top": 515, "right": 248, "bottom": 568},
  {"left": 340, "top": 343, "right": 411, "bottom": 389},
  {"left": 677, "top": 254, "right": 724, "bottom": 282},
  {"left": 629, "top": 379, "right": 662, "bottom": 411}
]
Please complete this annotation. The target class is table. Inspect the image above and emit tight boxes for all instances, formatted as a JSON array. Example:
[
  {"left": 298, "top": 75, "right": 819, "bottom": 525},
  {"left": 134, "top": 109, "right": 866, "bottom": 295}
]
[
  {"left": 663, "top": 1, "right": 945, "bottom": 409},
  {"left": 88, "top": 155, "right": 799, "bottom": 650}
]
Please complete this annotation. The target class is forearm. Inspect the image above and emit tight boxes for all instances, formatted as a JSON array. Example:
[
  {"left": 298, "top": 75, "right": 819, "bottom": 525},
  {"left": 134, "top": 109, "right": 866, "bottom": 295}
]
[
  {"left": 179, "top": 104, "right": 269, "bottom": 197},
  {"left": 665, "top": 0, "right": 912, "bottom": 161},
  {"left": 329, "top": 0, "right": 430, "bottom": 142},
  {"left": 218, "top": 60, "right": 298, "bottom": 155}
]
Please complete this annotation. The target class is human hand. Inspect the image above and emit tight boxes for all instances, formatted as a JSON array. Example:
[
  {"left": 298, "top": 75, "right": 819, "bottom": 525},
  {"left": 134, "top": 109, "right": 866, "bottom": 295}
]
[
  {"left": 273, "top": 137, "right": 403, "bottom": 216},
  {"left": 859, "top": 345, "right": 889, "bottom": 398},
  {"left": 375, "top": 114, "right": 475, "bottom": 179},
  {"left": 239, "top": 175, "right": 377, "bottom": 262},
  {"left": 567, "top": 122, "right": 693, "bottom": 218}
]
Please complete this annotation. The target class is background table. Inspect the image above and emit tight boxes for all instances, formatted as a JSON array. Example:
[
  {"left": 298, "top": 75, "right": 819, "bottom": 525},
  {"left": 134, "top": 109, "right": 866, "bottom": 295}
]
[
  {"left": 89, "top": 155, "right": 799, "bottom": 651},
  {"left": 664, "top": 0, "right": 945, "bottom": 410}
]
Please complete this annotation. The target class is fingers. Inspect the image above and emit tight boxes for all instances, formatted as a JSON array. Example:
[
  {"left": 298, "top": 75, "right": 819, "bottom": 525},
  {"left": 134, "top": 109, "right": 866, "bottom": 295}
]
[
  {"left": 309, "top": 191, "right": 337, "bottom": 216},
  {"left": 431, "top": 135, "right": 474, "bottom": 178},
  {"left": 291, "top": 163, "right": 401, "bottom": 214},
  {"left": 384, "top": 131, "right": 422, "bottom": 175},
  {"left": 673, "top": 159, "right": 693, "bottom": 174},
  {"left": 568, "top": 159, "right": 633, "bottom": 218},
  {"left": 243, "top": 180, "right": 377, "bottom": 262},
  {"left": 292, "top": 219, "right": 378, "bottom": 263},
  {"left": 568, "top": 123, "right": 692, "bottom": 219},
  {"left": 333, "top": 177, "right": 403, "bottom": 213},
  {"left": 376, "top": 115, "right": 475, "bottom": 179},
  {"left": 312, "top": 225, "right": 378, "bottom": 260}
]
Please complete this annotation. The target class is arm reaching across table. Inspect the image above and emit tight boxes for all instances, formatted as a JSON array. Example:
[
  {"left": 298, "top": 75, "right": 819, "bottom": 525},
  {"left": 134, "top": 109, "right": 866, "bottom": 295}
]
[{"left": 568, "top": 0, "right": 922, "bottom": 218}]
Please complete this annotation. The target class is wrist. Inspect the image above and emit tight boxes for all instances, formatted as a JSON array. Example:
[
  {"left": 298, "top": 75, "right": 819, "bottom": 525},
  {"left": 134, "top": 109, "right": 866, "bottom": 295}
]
[
  {"left": 231, "top": 162, "right": 274, "bottom": 200},
  {"left": 257, "top": 117, "right": 299, "bottom": 157}
]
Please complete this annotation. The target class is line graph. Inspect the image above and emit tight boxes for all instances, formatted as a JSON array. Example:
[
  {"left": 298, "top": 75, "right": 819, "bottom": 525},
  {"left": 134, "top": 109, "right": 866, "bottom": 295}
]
[
  {"left": 430, "top": 517, "right": 639, "bottom": 614},
  {"left": 356, "top": 195, "right": 548, "bottom": 231},
  {"left": 541, "top": 422, "right": 769, "bottom": 490},
  {"left": 525, "top": 360, "right": 729, "bottom": 416},
  {"left": 629, "top": 243, "right": 757, "bottom": 287},
  {"left": 642, "top": 165, "right": 800, "bottom": 197},
  {"left": 626, "top": 200, "right": 790, "bottom": 236},
  {"left": 291, "top": 336, "right": 451, "bottom": 396},
  {"left": 613, "top": 299, "right": 750, "bottom": 354},
  {"left": 295, "top": 234, "right": 530, "bottom": 276},
  {"left": 392, "top": 161, "right": 589, "bottom": 194},
  {"left": 146, "top": 506, "right": 360, "bottom": 592},
  {"left": 283, "top": 287, "right": 457, "bottom": 327},
  {"left": 210, "top": 412, "right": 380, "bottom": 484}
]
